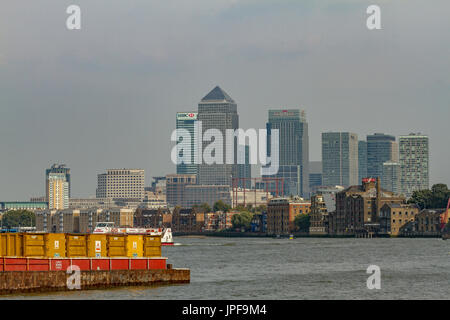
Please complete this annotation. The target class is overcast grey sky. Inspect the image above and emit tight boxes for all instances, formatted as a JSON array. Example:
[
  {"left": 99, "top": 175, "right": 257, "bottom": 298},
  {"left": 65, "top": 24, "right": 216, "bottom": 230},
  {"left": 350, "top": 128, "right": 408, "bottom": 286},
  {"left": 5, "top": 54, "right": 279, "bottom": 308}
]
[{"left": 0, "top": 0, "right": 449, "bottom": 200}]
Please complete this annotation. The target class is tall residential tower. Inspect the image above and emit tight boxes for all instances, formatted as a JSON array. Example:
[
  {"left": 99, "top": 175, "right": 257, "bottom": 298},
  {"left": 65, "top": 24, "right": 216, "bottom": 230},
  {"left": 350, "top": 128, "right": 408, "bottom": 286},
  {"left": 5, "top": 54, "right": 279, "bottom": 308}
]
[{"left": 399, "top": 134, "right": 429, "bottom": 198}]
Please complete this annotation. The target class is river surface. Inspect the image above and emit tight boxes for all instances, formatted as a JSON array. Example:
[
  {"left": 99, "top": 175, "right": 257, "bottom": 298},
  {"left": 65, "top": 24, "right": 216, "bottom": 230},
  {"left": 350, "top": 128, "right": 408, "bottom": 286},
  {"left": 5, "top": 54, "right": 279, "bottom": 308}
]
[{"left": 3, "top": 237, "right": 450, "bottom": 300}]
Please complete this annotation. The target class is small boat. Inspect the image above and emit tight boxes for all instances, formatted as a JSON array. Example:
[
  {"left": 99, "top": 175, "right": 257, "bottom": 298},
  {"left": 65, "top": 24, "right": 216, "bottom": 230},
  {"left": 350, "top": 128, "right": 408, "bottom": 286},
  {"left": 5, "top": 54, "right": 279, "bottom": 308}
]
[
  {"left": 442, "top": 233, "right": 450, "bottom": 240},
  {"left": 289, "top": 234, "right": 294, "bottom": 240},
  {"left": 92, "top": 222, "right": 174, "bottom": 246}
]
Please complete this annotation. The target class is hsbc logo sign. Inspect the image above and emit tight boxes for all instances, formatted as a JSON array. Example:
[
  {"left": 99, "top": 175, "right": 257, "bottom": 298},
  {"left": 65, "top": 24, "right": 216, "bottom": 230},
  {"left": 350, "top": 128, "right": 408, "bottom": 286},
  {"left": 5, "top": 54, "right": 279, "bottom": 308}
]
[{"left": 177, "top": 112, "right": 198, "bottom": 120}]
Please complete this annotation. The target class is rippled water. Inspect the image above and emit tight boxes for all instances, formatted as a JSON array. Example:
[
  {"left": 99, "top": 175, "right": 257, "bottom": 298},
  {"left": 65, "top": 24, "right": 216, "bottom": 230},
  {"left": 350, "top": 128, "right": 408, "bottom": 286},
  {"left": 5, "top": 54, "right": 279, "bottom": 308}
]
[{"left": 4, "top": 237, "right": 450, "bottom": 300}]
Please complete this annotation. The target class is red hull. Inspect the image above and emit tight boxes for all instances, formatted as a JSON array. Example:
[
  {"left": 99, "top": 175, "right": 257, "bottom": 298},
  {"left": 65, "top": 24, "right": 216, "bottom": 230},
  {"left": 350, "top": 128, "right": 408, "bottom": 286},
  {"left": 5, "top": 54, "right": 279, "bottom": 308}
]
[{"left": 162, "top": 242, "right": 174, "bottom": 246}]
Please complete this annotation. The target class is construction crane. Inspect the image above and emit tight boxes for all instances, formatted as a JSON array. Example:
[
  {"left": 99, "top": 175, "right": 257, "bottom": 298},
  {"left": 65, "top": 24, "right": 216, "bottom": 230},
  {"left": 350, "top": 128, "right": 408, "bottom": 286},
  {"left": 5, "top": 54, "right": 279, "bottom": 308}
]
[{"left": 441, "top": 198, "right": 450, "bottom": 231}]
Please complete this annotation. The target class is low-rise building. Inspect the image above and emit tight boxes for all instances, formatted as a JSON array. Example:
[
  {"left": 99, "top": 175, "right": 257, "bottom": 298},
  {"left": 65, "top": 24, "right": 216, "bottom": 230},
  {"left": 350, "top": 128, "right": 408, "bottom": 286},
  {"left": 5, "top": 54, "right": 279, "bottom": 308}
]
[
  {"left": 415, "top": 209, "right": 445, "bottom": 235},
  {"left": 0, "top": 201, "right": 48, "bottom": 212},
  {"left": 267, "top": 197, "right": 310, "bottom": 235},
  {"left": 379, "top": 203, "right": 419, "bottom": 236}
]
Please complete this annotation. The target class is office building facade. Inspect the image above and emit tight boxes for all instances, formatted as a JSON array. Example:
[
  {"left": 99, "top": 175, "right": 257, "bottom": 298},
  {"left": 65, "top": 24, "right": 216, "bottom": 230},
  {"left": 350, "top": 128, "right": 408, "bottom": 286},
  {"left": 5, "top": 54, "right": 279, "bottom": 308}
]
[
  {"left": 96, "top": 169, "right": 145, "bottom": 200},
  {"left": 358, "top": 141, "right": 368, "bottom": 182},
  {"left": 197, "top": 86, "right": 239, "bottom": 186},
  {"left": 367, "top": 133, "right": 398, "bottom": 180},
  {"left": 322, "top": 132, "right": 359, "bottom": 187},
  {"left": 176, "top": 112, "right": 198, "bottom": 175},
  {"left": 266, "top": 109, "right": 309, "bottom": 197}
]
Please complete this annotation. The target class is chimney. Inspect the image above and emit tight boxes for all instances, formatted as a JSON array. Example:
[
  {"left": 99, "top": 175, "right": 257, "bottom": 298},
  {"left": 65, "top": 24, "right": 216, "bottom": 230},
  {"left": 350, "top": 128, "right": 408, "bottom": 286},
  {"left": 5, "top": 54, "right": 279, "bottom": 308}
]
[{"left": 376, "top": 177, "right": 381, "bottom": 221}]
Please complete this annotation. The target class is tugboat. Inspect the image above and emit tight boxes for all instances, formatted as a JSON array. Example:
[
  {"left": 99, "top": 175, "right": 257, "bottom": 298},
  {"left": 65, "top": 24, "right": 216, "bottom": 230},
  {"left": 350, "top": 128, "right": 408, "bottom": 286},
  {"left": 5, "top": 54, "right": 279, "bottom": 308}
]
[{"left": 92, "top": 222, "right": 174, "bottom": 246}]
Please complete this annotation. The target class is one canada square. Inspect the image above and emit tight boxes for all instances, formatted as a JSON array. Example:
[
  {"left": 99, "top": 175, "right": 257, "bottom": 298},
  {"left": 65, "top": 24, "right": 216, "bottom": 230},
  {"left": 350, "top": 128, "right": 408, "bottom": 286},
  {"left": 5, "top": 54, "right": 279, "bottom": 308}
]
[{"left": 197, "top": 86, "right": 239, "bottom": 186}]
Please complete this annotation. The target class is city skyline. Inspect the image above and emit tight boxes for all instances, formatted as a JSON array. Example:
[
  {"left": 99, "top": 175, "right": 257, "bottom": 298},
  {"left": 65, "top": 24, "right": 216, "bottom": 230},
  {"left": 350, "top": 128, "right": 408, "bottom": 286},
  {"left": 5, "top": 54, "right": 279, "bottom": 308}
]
[{"left": 1, "top": 1, "right": 450, "bottom": 199}]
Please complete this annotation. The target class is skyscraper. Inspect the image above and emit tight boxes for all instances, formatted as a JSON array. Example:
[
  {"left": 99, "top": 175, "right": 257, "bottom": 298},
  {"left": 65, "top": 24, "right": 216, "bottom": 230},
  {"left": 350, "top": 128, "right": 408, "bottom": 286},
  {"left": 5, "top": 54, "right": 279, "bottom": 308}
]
[
  {"left": 46, "top": 164, "right": 71, "bottom": 198},
  {"left": 266, "top": 109, "right": 309, "bottom": 197},
  {"left": 399, "top": 134, "right": 429, "bottom": 198},
  {"left": 322, "top": 132, "right": 358, "bottom": 187},
  {"left": 176, "top": 112, "right": 198, "bottom": 175},
  {"left": 382, "top": 161, "right": 401, "bottom": 194},
  {"left": 366, "top": 133, "right": 398, "bottom": 180},
  {"left": 358, "top": 140, "right": 368, "bottom": 182},
  {"left": 46, "top": 172, "right": 69, "bottom": 209},
  {"left": 197, "top": 86, "right": 239, "bottom": 186},
  {"left": 237, "top": 144, "right": 251, "bottom": 189}
]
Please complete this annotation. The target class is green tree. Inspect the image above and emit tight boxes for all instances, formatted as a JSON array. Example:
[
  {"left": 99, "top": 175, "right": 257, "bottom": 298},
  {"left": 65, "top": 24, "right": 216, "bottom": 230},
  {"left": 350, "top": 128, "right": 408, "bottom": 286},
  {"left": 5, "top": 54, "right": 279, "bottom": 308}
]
[
  {"left": 1, "top": 210, "right": 35, "bottom": 229},
  {"left": 408, "top": 184, "right": 450, "bottom": 209},
  {"left": 294, "top": 214, "right": 310, "bottom": 233},
  {"left": 213, "top": 200, "right": 231, "bottom": 213},
  {"left": 193, "top": 203, "right": 211, "bottom": 213},
  {"left": 231, "top": 211, "right": 253, "bottom": 231}
]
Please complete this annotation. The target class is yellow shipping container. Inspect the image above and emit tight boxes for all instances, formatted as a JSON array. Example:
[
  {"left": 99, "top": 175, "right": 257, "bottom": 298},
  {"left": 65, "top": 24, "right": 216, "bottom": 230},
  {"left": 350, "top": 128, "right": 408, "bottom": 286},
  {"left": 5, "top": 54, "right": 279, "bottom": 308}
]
[
  {"left": 0, "top": 233, "right": 23, "bottom": 257},
  {"left": 44, "top": 233, "right": 66, "bottom": 258},
  {"left": 0, "top": 234, "right": 5, "bottom": 256},
  {"left": 107, "top": 234, "right": 127, "bottom": 257},
  {"left": 87, "top": 234, "right": 107, "bottom": 258},
  {"left": 66, "top": 234, "right": 87, "bottom": 257},
  {"left": 23, "top": 233, "right": 45, "bottom": 257},
  {"left": 108, "top": 246, "right": 126, "bottom": 257},
  {"left": 143, "top": 246, "right": 161, "bottom": 257},
  {"left": 126, "top": 235, "right": 143, "bottom": 258},
  {"left": 143, "top": 235, "right": 161, "bottom": 247}
]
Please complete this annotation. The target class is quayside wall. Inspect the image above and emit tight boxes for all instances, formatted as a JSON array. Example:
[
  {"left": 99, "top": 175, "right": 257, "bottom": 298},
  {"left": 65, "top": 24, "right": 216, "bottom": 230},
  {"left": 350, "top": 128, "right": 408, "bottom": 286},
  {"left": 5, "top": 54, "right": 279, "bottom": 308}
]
[{"left": 0, "top": 268, "right": 190, "bottom": 295}]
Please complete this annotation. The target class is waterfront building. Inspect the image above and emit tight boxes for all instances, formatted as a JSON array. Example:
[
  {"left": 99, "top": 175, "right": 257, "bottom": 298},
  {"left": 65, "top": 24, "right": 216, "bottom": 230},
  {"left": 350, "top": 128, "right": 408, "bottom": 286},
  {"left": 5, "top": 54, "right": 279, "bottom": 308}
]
[
  {"left": 96, "top": 169, "right": 145, "bottom": 201},
  {"left": 78, "top": 208, "right": 104, "bottom": 233},
  {"left": 322, "top": 132, "right": 359, "bottom": 187},
  {"left": 134, "top": 208, "right": 172, "bottom": 229},
  {"left": 35, "top": 209, "right": 79, "bottom": 233},
  {"left": 366, "top": 133, "right": 398, "bottom": 181},
  {"left": 97, "top": 208, "right": 135, "bottom": 228},
  {"left": 266, "top": 197, "right": 311, "bottom": 235},
  {"left": 331, "top": 178, "right": 405, "bottom": 236},
  {"left": 47, "top": 172, "right": 69, "bottom": 210},
  {"left": 381, "top": 161, "right": 401, "bottom": 194},
  {"left": 358, "top": 141, "right": 368, "bottom": 182},
  {"left": 399, "top": 134, "right": 429, "bottom": 198},
  {"left": 176, "top": 112, "right": 198, "bottom": 175},
  {"left": 415, "top": 209, "right": 446, "bottom": 235},
  {"left": 266, "top": 109, "right": 309, "bottom": 197},
  {"left": 197, "top": 86, "right": 239, "bottom": 186},
  {"left": 309, "top": 194, "right": 329, "bottom": 235},
  {"left": 68, "top": 198, "right": 114, "bottom": 209},
  {"left": 379, "top": 203, "right": 419, "bottom": 236}
]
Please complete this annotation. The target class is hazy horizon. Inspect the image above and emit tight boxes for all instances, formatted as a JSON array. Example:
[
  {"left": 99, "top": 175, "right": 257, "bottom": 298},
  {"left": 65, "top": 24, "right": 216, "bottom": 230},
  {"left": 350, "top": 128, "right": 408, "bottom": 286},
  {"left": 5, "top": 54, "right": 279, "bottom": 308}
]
[{"left": 1, "top": 0, "right": 449, "bottom": 200}]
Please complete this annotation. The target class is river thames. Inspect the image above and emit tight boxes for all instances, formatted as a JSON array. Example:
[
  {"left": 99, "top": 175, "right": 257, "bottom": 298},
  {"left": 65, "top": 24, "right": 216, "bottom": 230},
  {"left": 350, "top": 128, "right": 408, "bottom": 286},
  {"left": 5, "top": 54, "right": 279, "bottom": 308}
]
[{"left": 4, "top": 237, "right": 450, "bottom": 300}]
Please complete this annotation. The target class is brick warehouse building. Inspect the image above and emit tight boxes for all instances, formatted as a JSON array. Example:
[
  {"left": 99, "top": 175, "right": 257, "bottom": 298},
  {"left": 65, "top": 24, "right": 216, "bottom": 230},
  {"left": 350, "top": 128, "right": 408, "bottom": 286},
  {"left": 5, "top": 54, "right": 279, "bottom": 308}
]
[{"left": 330, "top": 178, "right": 405, "bottom": 236}]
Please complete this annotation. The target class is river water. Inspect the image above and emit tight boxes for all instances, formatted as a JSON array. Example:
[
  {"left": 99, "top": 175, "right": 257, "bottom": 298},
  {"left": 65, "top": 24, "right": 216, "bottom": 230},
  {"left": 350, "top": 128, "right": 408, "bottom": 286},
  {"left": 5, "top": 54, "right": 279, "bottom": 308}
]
[{"left": 4, "top": 237, "right": 450, "bottom": 300}]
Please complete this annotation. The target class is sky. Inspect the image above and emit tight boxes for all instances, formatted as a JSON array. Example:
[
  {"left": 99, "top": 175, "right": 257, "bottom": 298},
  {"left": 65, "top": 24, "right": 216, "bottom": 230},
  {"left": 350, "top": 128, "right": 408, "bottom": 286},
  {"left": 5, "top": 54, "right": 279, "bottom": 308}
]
[{"left": 0, "top": 0, "right": 449, "bottom": 200}]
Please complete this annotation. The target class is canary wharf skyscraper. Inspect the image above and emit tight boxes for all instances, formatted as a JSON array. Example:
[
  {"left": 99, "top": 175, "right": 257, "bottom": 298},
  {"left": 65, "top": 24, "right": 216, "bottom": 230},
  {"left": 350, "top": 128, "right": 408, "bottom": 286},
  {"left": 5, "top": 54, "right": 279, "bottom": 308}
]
[
  {"left": 197, "top": 86, "right": 239, "bottom": 186},
  {"left": 176, "top": 112, "right": 198, "bottom": 175},
  {"left": 266, "top": 109, "right": 309, "bottom": 197},
  {"left": 322, "top": 132, "right": 359, "bottom": 187},
  {"left": 399, "top": 133, "right": 429, "bottom": 198}
]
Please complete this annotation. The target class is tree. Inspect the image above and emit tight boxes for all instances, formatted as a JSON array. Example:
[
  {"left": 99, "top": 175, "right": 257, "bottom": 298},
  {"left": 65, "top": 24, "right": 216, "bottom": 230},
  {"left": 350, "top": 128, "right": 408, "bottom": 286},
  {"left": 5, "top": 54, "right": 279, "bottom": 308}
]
[
  {"left": 193, "top": 203, "right": 211, "bottom": 213},
  {"left": 294, "top": 214, "right": 310, "bottom": 233},
  {"left": 1, "top": 210, "right": 35, "bottom": 229},
  {"left": 231, "top": 211, "right": 253, "bottom": 231},
  {"left": 213, "top": 200, "right": 231, "bottom": 213},
  {"left": 408, "top": 184, "right": 450, "bottom": 210}
]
